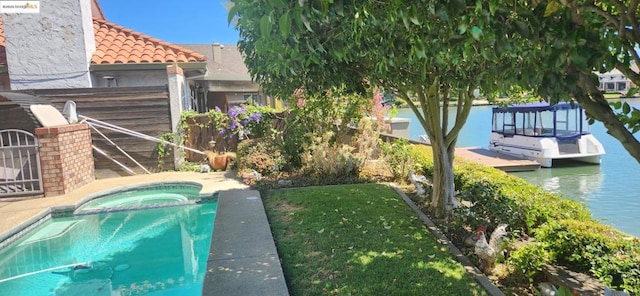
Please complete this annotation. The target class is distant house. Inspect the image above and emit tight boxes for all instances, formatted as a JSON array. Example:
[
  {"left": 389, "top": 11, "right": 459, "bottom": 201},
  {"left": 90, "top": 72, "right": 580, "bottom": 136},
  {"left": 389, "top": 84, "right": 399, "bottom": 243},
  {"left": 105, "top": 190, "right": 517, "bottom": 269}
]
[
  {"left": 597, "top": 64, "right": 639, "bottom": 96},
  {"left": 181, "top": 43, "right": 270, "bottom": 112}
]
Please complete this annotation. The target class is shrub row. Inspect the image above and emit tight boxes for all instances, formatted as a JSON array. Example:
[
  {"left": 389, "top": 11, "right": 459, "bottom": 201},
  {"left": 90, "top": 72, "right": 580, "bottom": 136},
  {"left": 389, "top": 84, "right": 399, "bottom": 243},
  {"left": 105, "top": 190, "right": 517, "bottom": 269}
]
[
  {"left": 236, "top": 131, "right": 367, "bottom": 186},
  {"left": 408, "top": 144, "right": 640, "bottom": 293}
]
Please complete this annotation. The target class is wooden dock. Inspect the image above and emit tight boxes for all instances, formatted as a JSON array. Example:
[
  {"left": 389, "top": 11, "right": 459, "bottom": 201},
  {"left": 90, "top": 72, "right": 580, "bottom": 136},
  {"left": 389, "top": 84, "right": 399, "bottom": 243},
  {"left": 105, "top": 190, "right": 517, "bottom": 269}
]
[{"left": 455, "top": 147, "right": 540, "bottom": 171}]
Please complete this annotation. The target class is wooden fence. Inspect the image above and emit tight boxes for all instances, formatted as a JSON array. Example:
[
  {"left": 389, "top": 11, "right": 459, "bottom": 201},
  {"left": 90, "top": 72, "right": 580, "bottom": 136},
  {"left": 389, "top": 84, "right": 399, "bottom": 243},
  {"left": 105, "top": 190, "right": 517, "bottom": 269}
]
[
  {"left": 183, "top": 115, "right": 238, "bottom": 161},
  {"left": 183, "top": 111, "right": 289, "bottom": 161},
  {"left": 23, "top": 86, "right": 174, "bottom": 176}
]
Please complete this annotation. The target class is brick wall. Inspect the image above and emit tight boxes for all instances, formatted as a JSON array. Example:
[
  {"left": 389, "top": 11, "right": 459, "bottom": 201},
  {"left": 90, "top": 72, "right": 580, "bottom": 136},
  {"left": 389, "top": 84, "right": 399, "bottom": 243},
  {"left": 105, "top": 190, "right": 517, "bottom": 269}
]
[{"left": 35, "top": 124, "right": 95, "bottom": 196}]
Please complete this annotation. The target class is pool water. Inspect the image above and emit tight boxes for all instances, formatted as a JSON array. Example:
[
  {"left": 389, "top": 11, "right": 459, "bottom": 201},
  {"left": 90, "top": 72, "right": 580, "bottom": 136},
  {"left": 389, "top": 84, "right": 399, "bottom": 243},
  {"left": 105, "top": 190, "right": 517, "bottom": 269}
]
[
  {"left": 76, "top": 183, "right": 203, "bottom": 213},
  {"left": 0, "top": 190, "right": 217, "bottom": 296}
]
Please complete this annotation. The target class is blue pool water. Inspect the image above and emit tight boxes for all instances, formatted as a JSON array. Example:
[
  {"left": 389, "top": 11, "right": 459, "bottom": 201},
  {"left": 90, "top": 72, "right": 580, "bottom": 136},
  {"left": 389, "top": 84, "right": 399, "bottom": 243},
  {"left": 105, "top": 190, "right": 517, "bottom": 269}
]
[{"left": 0, "top": 186, "right": 217, "bottom": 296}]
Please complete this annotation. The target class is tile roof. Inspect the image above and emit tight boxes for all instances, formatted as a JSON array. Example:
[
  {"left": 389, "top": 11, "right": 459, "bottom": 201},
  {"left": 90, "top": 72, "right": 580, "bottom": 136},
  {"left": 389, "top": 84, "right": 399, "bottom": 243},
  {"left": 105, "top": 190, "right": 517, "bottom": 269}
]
[
  {"left": 0, "top": 16, "right": 206, "bottom": 66},
  {"left": 91, "top": 0, "right": 105, "bottom": 20},
  {"left": 0, "top": 15, "right": 5, "bottom": 66},
  {"left": 92, "top": 18, "right": 206, "bottom": 65}
]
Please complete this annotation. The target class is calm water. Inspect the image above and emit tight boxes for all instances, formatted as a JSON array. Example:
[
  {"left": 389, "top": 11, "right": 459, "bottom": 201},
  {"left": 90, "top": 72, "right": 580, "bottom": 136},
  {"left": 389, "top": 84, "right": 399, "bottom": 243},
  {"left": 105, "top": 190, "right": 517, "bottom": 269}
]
[{"left": 396, "top": 99, "right": 640, "bottom": 237}]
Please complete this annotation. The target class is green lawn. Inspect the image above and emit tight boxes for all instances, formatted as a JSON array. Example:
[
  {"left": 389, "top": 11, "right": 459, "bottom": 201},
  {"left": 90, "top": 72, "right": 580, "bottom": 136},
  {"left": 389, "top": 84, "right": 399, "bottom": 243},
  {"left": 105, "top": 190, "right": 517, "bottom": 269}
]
[
  {"left": 263, "top": 183, "right": 487, "bottom": 296},
  {"left": 604, "top": 92, "right": 622, "bottom": 99}
]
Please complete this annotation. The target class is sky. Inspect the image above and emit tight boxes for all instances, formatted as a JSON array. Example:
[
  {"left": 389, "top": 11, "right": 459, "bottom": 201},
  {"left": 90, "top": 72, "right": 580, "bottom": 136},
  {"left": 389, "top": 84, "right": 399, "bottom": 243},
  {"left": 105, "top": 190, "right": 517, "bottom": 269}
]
[{"left": 99, "top": 0, "right": 240, "bottom": 45}]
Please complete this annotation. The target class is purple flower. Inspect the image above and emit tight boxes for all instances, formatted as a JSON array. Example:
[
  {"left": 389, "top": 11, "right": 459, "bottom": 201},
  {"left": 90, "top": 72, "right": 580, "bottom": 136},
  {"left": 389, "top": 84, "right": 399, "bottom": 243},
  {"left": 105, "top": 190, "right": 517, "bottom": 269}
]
[
  {"left": 230, "top": 120, "right": 237, "bottom": 130},
  {"left": 249, "top": 112, "right": 262, "bottom": 122},
  {"left": 228, "top": 107, "right": 239, "bottom": 118},
  {"left": 242, "top": 119, "right": 249, "bottom": 126},
  {"left": 214, "top": 106, "right": 221, "bottom": 112},
  {"left": 219, "top": 129, "right": 227, "bottom": 135}
]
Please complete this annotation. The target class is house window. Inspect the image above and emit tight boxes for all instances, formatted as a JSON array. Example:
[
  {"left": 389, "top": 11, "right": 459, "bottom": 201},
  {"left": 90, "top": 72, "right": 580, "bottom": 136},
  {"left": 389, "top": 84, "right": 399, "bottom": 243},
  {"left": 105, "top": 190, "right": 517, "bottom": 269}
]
[
  {"left": 617, "top": 82, "right": 627, "bottom": 91},
  {"left": 606, "top": 82, "right": 615, "bottom": 91},
  {"left": 243, "top": 93, "right": 259, "bottom": 104}
]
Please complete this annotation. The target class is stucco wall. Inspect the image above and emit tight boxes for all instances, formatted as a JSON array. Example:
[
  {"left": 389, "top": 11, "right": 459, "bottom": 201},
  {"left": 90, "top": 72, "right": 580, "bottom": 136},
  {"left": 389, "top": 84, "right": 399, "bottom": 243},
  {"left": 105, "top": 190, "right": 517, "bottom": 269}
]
[
  {"left": 167, "top": 65, "right": 189, "bottom": 168},
  {"left": 2, "top": 0, "right": 95, "bottom": 89},
  {"left": 91, "top": 70, "right": 169, "bottom": 87},
  {"left": 227, "top": 92, "right": 260, "bottom": 105},
  {"left": 206, "top": 80, "right": 259, "bottom": 93}
]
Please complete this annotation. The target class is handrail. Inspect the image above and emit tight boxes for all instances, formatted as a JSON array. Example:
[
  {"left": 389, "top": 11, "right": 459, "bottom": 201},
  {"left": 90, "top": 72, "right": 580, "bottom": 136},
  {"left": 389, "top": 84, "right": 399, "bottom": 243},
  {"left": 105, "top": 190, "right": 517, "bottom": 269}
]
[{"left": 79, "top": 115, "right": 205, "bottom": 155}]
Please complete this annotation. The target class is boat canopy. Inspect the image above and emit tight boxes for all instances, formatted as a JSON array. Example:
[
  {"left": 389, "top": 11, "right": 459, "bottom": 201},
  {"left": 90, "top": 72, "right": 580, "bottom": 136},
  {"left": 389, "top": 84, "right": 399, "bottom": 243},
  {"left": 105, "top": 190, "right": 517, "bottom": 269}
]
[
  {"left": 491, "top": 101, "right": 589, "bottom": 140},
  {"left": 492, "top": 102, "right": 581, "bottom": 114}
]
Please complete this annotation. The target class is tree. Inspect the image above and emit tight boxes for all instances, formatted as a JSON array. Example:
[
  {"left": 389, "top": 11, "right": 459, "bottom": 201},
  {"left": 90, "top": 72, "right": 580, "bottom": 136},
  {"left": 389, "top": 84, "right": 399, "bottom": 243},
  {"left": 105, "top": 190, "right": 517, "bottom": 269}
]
[
  {"left": 518, "top": 0, "right": 640, "bottom": 163},
  {"left": 229, "top": 0, "right": 535, "bottom": 218}
]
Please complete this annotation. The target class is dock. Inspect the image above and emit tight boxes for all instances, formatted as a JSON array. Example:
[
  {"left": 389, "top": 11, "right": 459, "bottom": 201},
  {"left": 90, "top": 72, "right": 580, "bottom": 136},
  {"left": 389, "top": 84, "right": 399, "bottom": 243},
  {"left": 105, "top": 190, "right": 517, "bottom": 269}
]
[{"left": 455, "top": 147, "right": 540, "bottom": 171}]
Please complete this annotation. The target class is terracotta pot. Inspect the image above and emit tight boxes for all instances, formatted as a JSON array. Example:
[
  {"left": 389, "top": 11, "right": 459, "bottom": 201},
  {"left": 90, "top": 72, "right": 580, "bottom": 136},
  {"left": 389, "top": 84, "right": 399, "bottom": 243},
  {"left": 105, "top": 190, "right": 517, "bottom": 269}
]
[{"left": 209, "top": 154, "right": 228, "bottom": 171}]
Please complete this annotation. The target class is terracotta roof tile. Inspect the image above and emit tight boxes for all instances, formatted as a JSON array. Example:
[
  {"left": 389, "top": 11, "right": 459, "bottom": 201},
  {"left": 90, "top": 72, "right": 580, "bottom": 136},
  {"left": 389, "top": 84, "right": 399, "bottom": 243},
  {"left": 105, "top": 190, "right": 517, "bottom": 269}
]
[
  {"left": 91, "top": 18, "right": 206, "bottom": 64},
  {"left": 0, "top": 15, "right": 5, "bottom": 66},
  {"left": 0, "top": 16, "right": 206, "bottom": 66}
]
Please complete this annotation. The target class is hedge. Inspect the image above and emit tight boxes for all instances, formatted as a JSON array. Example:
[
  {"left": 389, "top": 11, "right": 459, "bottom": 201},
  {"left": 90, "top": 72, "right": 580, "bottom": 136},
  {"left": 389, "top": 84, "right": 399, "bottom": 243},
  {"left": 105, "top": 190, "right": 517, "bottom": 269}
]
[{"left": 408, "top": 144, "right": 640, "bottom": 293}]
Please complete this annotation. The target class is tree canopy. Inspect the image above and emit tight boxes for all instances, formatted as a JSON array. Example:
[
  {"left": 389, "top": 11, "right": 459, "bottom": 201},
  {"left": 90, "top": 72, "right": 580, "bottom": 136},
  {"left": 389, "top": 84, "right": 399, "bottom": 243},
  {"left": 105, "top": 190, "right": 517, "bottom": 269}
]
[
  {"left": 230, "top": 0, "right": 547, "bottom": 217},
  {"left": 528, "top": 0, "right": 640, "bottom": 163},
  {"left": 229, "top": 0, "right": 640, "bottom": 217}
]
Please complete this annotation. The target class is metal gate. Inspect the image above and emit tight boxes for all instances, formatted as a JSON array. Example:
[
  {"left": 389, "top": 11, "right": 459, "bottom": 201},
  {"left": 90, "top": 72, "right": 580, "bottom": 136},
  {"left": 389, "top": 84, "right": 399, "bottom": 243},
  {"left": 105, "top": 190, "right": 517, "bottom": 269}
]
[{"left": 0, "top": 129, "right": 43, "bottom": 198}]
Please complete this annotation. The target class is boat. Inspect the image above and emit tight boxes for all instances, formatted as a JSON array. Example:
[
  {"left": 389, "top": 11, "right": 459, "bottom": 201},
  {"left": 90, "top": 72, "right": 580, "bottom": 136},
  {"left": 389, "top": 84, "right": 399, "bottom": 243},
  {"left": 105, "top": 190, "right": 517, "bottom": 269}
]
[
  {"left": 419, "top": 134, "right": 431, "bottom": 144},
  {"left": 488, "top": 102, "right": 605, "bottom": 167}
]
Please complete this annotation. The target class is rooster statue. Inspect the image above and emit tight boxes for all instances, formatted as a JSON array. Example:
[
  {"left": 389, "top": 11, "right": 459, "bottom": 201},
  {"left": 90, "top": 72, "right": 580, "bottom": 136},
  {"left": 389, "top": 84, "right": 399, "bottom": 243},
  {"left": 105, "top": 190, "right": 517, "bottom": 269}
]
[
  {"left": 408, "top": 170, "right": 429, "bottom": 197},
  {"left": 474, "top": 224, "right": 508, "bottom": 274}
]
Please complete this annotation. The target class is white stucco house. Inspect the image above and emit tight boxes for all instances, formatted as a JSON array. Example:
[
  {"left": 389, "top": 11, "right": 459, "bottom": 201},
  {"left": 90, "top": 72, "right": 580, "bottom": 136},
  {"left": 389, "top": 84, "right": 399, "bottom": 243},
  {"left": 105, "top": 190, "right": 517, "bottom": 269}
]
[
  {"left": 597, "top": 64, "right": 639, "bottom": 96},
  {"left": 0, "top": 0, "right": 208, "bottom": 133}
]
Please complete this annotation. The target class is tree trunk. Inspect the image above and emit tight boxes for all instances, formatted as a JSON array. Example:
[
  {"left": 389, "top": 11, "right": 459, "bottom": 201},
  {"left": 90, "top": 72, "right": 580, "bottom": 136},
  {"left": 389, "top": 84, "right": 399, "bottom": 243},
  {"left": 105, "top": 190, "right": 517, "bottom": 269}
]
[
  {"left": 398, "top": 84, "right": 472, "bottom": 219},
  {"left": 430, "top": 140, "right": 456, "bottom": 218}
]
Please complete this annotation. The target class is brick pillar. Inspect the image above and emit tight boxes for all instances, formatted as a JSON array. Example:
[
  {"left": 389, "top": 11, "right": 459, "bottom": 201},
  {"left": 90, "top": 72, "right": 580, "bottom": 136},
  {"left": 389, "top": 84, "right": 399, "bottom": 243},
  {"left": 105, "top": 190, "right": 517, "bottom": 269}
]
[{"left": 35, "top": 124, "right": 95, "bottom": 197}]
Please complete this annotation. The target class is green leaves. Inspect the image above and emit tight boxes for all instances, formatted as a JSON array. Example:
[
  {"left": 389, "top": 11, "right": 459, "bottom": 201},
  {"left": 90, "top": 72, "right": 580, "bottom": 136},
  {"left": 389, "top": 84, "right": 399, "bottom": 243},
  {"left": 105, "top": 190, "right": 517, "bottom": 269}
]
[
  {"left": 409, "top": 15, "right": 421, "bottom": 26},
  {"left": 569, "top": 53, "right": 588, "bottom": 71},
  {"left": 458, "top": 23, "right": 468, "bottom": 34},
  {"left": 227, "top": 2, "right": 239, "bottom": 24},
  {"left": 544, "top": 0, "right": 561, "bottom": 17},
  {"left": 610, "top": 101, "right": 640, "bottom": 134},
  {"left": 623, "top": 102, "right": 631, "bottom": 114},
  {"left": 626, "top": 87, "right": 640, "bottom": 98},
  {"left": 279, "top": 12, "right": 291, "bottom": 37},
  {"left": 470, "top": 26, "right": 483, "bottom": 40},
  {"left": 260, "top": 14, "right": 272, "bottom": 39}
]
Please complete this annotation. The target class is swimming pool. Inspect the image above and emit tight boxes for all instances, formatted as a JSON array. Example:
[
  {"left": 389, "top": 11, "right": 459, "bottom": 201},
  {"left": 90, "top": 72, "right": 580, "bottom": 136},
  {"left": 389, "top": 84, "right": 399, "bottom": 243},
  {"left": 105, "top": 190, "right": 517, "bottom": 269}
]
[{"left": 0, "top": 183, "right": 217, "bottom": 295}]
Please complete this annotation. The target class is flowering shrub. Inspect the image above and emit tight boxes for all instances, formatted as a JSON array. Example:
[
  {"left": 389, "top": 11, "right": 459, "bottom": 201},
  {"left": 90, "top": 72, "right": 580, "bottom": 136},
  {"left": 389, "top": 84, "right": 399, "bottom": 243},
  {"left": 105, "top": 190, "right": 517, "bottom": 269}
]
[
  {"left": 208, "top": 105, "right": 273, "bottom": 141},
  {"left": 301, "top": 132, "right": 365, "bottom": 182},
  {"left": 278, "top": 86, "right": 370, "bottom": 169},
  {"left": 237, "top": 138, "right": 285, "bottom": 176},
  {"left": 371, "top": 90, "right": 391, "bottom": 132}
]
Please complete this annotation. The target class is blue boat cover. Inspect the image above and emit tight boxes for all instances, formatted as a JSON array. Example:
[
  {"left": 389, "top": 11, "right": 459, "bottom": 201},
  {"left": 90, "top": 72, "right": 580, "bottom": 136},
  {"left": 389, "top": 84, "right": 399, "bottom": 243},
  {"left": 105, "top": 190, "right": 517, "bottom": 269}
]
[{"left": 492, "top": 102, "right": 580, "bottom": 113}]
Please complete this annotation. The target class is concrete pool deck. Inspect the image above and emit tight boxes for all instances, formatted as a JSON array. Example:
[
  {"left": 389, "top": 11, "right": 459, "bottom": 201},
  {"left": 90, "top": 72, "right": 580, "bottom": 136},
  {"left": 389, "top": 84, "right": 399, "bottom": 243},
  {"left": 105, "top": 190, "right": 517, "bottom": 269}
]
[
  {"left": 203, "top": 189, "right": 289, "bottom": 296},
  {"left": 0, "top": 171, "right": 289, "bottom": 295}
]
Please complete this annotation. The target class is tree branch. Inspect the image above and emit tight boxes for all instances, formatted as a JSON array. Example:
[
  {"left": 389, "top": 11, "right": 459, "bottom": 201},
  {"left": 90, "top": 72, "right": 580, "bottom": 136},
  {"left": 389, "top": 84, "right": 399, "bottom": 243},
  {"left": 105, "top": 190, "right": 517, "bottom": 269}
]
[
  {"left": 572, "top": 68, "right": 640, "bottom": 164},
  {"left": 445, "top": 87, "right": 473, "bottom": 148}
]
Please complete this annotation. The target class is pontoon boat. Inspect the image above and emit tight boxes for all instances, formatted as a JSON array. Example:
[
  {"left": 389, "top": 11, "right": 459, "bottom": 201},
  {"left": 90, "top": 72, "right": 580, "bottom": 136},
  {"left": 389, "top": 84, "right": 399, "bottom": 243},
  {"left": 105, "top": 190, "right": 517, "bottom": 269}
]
[{"left": 488, "top": 102, "right": 605, "bottom": 167}]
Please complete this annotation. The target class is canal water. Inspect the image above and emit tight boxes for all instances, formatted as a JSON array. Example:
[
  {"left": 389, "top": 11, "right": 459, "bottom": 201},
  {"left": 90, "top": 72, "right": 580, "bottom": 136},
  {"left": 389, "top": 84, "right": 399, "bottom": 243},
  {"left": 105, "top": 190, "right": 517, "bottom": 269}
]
[{"left": 395, "top": 99, "right": 640, "bottom": 237}]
